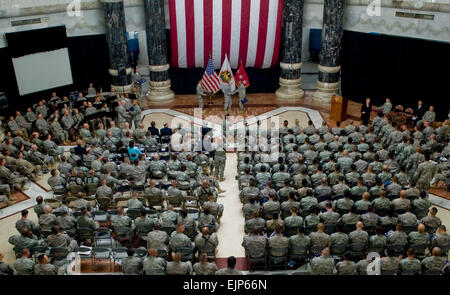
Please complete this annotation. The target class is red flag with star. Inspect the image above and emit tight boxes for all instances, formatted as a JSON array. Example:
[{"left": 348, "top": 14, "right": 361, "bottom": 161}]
[{"left": 235, "top": 60, "right": 250, "bottom": 88}]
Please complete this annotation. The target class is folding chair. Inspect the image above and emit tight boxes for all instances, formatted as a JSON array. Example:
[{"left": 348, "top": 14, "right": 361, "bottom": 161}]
[
  {"left": 115, "top": 196, "right": 130, "bottom": 208},
  {"left": 343, "top": 223, "right": 356, "bottom": 234},
  {"left": 348, "top": 242, "right": 366, "bottom": 262},
  {"left": 268, "top": 247, "right": 288, "bottom": 270},
  {"left": 92, "top": 210, "right": 108, "bottom": 223},
  {"left": 162, "top": 226, "right": 176, "bottom": 236},
  {"left": 77, "top": 227, "right": 94, "bottom": 245},
  {"left": 324, "top": 223, "right": 337, "bottom": 235},
  {"left": 97, "top": 197, "right": 112, "bottom": 210},
  {"left": 85, "top": 183, "right": 98, "bottom": 196},
  {"left": 364, "top": 225, "right": 377, "bottom": 236},
  {"left": 92, "top": 247, "right": 112, "bottom": 272},
  {"left": 146, "top": 208, "right": 160, "bottom": 220},
  {"left": 184, "top": 226, "right": 196, "bottom": 240},
  {"left": 310, "top": 245, "right": 325, "bottom": 257},
  {"left": 50, "top": 247, "right": 69, "bottom": 264},
  {"left": 289, "top": 245, "right": 308, "bottom": 266},
  {"left": 402, "top": 225, "right": 416, "bottom": 235},
  {"left": 186, "top": 208, "right": 200, "bottom": 220},
  {"left": 387, "top": 244, "right": 405, "bottom": 257},
  {"left": 69, "top": 185, "right": 85, "bottom": 195},
  {"left": 176, "top": 246, "right": 194, "bottom": 263},
  {"left": 380, "top": 269, "right": 399, "bottom": 275},
  {"left": 94, "top": 227, "right": 113, "bottom": 248},
  {"left": 114, "top": 227, "right": 132, "bottom": 247},
  {"left": 44, "top": 198, "right": 61, "bottom": 209},
  {"left": 247, "top": 248, "right": 267, "bottom": 271},
  {"left": 111, "top": 247, "right": 128, "bottom": 272},
  {"left": 284, "top": 226, "right": 298, "bottom": 237},
  {"left": 262, "top": 208, "right": 279, "bottom": 220},
  {"left": 409, "top": 243, "right": 427, "bottom": 259},
  {"left": 304, "top": 224, "right": 317, "bottom": 235},
  {"left": 126, "top": 208, "right": 141, "bottom": 220},
  {"left": 375, "top": 208, "right": 389, "bottom": 217}
]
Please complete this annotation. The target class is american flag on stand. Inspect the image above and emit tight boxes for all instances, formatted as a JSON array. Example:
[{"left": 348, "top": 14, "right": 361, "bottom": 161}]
[{"left": 201, "top": 56, "right": 221, "bottom": 94}]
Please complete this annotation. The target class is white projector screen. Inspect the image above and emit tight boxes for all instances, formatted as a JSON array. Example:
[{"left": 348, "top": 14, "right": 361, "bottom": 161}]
[{"left": 12, "top": 48, "right": 73, "bottom": 96}]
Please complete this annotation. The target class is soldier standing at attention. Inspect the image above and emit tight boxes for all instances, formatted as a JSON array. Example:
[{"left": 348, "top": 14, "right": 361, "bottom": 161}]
[
  {"left": 222, "top": 83, "right": 233, "bottom": 112},
  {"left": 213, "top": 136, "right": 227, "bottom": 182},
  {"left": 237, "top": 80, "right": 247, "bottom": 112},
  {"left": 413, "top": 153, "right": 437, "bottom": 193},
  {"left": 196, "top": 81, "right": 208, "bottom": 109}
]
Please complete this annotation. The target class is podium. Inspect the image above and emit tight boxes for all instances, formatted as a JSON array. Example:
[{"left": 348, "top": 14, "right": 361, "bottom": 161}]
[{"left": 330, "top": 95, "right": 348, "bottom": 122}]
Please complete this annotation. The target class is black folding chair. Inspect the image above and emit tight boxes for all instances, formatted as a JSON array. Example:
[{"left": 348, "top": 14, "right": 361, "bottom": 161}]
[
  {"left": 247, "top": 248, "right": 267, "bottom": 271},
  {"left": 268, "top": 247, "right": 288, "bottom": 270}
]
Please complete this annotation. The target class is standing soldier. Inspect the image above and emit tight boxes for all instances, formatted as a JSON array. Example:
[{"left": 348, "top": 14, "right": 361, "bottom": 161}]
[
  {"left": 222, "top": 84, "right": 232, "bottom": 112},
  {"left": 414, "top": 153, "right": 437, "bottom": 193},
  {"left": 237, "top": 81, "right": 247, "bottom": 112},
  {"left": 129, "top": 99, "right": 142, "bottom": 129},
  {"left": 196, "top": 81, "right": 208, "bottom": 109},
  {"left": 213, "top": 136, "right": 227, "bottom": 182}
]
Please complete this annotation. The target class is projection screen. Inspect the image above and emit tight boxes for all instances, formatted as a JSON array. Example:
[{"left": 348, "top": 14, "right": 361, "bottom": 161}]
[{"left": 5, "top": 26, "right": 73, "bottom": 96}]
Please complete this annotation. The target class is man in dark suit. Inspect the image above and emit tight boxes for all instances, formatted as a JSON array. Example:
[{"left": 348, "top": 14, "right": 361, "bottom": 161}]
[
  {"left": 147, "top": 121, "right": 160, "bottom": 137},
  {"left": 409, "top": 100, "right": 426, "bottom": 126},
  {"left": 360, "top": 97, "right": 372, "bottom": 126},
  {"left": 412, "top": 100, "right": 426, "bottom": 120},
  {"left": 160, "top": 123, "right": 173, "bottom": 137}
]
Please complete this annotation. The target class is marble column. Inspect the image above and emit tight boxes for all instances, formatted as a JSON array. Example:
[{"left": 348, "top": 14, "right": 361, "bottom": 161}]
[
  {"left": 101, "top": 0, "right": 132, "bottom": 93},
  {"left": 312, "top": 0, "right": 345, "bottom": 103},
  {"left": 143, "top": 0, "right": 175, "bottom": 102},
  {"left": 275, "top": 0, "right": 305, "bottom": 100}
]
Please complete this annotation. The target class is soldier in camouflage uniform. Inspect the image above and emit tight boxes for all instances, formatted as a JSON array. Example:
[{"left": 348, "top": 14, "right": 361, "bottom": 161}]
[
  {"left": 213, "top": 136, "right": 227, "bottom": 181},
  {"left": 193, "top": 252, "right": 218, "bottom": 275},
  {"left": 13, "top": 248, "right": 35, "bottom": 275},
  {"left": 336, "top": 252, "right": 357, "bottom": 275},
  {"left": 429, "top": 225, "right": 450, "bottom": 255},
  {"left": 310, "top": 247, "right": 335, "bottom": 275},
  {"left": 122, "top": 249, "right": 143, "bottom": 274},
  {"left": 34, "top": 254, "right": 57, "bottom": 275},
  {"left": 421, "top": 247, "right": 446, "bottom": 274},
  {"left": 411, "top": 191, "right": 431, "bottom": 219},
  {"left": 147, "top": 224, "right": 169, "bottom": 252},
  {"left": 413, "top": 153, "right": 437, "bottom": 192},
  {"left": 143, "top": 248, "right": 167, "bottom": 275},
  {"left": 242, "top": 228, "right": 267, "bottom": 259},
  {"left": 420, "top": 207, "right": 442, "bottom": 234},
  {"left": 215, "top": 256, "right": 242, "bottom": 275},
  {"left": 169, "top": 224, "right": 193, "bottom": 252},
  {"left": 380, "top": 248, "right": 400, "bottom": 274},
  {"left": 399, "top": 248, "right": 421, "bottom": 275},
  {"left": 309, "top": 223, "right": 331, "bottom": 254},
  {"left": 167, "top": 252, "right": 193, "bottom": 275}
]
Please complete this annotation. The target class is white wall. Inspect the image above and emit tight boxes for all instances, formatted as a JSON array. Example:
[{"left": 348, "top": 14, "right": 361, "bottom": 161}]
[{"left": 1, "top": 0, "right": 449, "bottom": 64}]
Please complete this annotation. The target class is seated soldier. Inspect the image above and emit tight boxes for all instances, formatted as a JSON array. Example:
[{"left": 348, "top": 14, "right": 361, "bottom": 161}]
[
  {"left": 193, "top": 252, "right": 218, "bottom": 275},
  {"left": 195, "top": 226, "right": 219, "bottom": 257},
  {"left": 198, "top": 206, "right": 219, "bottom": 232}
]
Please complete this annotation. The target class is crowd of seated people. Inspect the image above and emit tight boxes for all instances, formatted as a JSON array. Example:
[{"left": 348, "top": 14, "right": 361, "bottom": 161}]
[
  {"left": 0, "top": 85, "right": 236, "bottom": 275},
  {"left": 239, "top": 106, "right": 449, "bottom": 275}
]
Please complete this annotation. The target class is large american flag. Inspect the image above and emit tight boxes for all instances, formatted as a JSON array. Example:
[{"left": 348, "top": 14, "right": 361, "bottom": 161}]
[
  {"left": 201, "top": 56, "right": 221, "bottom": 94},
  {"left": 169, "top": 0, "right": 284, "bottom": 69}
]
